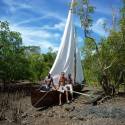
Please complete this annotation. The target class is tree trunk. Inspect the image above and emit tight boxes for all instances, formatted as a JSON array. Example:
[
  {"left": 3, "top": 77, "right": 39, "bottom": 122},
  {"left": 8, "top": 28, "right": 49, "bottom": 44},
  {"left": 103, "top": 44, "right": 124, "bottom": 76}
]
[{"left": 100, "top": 72, "right": 115, "bottom": 96}]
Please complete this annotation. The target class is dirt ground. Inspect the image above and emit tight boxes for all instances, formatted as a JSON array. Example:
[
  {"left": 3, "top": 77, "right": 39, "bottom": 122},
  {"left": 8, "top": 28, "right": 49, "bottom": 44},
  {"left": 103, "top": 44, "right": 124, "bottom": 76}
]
[{"left": 0, "top": 87, "right": 125, "bottom": 125}]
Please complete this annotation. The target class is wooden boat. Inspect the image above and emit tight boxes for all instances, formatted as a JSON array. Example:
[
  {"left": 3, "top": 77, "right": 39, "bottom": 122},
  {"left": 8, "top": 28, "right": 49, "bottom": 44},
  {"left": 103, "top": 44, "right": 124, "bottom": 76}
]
[
  {"left": 31, "top": 84, "right": 84, "bottom": 108},
  {"left": 31, "top": 0, "right": 84, "bottom": 108}
]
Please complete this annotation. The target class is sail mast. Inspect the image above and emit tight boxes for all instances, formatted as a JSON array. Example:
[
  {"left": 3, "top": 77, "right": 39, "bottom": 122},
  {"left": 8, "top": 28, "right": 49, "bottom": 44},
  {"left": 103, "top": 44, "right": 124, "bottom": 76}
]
[{"left": 74, "top": 27, "right": 77, "bottom": 83}]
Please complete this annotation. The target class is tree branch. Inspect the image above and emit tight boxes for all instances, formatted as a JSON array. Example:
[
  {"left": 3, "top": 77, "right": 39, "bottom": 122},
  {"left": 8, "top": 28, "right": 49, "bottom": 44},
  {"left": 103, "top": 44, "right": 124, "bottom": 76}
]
[{"left": 103, "top": 58, "right": 117, "bottom": 71}]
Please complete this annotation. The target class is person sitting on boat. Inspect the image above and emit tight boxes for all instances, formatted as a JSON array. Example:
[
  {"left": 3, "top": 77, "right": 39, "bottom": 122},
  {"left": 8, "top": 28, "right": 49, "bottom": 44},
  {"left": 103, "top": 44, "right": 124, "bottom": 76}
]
[
  {"left": 40, "top": 73, "right": 55, "bottom": 91},
  {"left": 58, "top": 72, "right": 69, "bottom": 105},
  {"left": 65, "top": 73, "right": 74, "bottom": 101}
]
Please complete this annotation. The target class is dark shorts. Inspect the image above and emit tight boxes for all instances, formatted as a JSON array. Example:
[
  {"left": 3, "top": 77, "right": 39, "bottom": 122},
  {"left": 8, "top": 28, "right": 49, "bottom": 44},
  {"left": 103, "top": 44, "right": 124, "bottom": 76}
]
[{"left": 40, "top": 85, "right": 51, "bottom": 91}]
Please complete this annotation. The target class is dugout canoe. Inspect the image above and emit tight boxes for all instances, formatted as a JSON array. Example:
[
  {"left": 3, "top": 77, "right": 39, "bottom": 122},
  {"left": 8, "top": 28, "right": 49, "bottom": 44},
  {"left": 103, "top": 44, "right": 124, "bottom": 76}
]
[{"left": 31, "top": 84, "right": 84, "bottom": 108}]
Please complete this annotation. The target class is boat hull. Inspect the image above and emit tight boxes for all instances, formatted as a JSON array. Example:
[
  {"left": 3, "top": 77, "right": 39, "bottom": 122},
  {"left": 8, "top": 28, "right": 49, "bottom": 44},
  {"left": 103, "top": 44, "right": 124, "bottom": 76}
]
[{"left": 31, "top": 84, "right": 83, "bottom": 108}]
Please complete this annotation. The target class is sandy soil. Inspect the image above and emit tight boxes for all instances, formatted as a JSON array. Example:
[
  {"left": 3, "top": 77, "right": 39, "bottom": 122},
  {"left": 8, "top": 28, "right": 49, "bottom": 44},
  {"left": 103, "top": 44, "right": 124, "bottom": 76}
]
[{"left": 0, "top": 88, "right": 125, "bottom": 125}]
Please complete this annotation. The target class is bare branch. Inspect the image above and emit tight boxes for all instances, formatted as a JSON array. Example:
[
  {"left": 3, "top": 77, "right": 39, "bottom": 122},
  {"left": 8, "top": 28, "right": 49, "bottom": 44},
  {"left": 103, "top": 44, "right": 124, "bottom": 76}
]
[{"left": 103, "top": 58, "right": 117, "bottom": 71}]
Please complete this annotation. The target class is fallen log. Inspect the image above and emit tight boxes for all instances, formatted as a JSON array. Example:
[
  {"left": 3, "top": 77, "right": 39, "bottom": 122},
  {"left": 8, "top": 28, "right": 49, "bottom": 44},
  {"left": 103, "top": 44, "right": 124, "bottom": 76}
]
[{"left": 85, "top": 93, "right": 105, "bottom": 105}]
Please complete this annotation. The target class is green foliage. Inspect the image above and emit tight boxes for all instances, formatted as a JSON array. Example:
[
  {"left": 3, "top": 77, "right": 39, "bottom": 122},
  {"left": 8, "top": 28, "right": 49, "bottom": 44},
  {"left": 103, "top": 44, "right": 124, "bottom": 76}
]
[
  {"left": 0, "top": 21, "right": 29, "bottom": 82},
  {"left": 0, "top": 21, "right": 56, "bottom": 84},
  {"left": 81, "top": 0, "right": 125, "bottom": 87}
]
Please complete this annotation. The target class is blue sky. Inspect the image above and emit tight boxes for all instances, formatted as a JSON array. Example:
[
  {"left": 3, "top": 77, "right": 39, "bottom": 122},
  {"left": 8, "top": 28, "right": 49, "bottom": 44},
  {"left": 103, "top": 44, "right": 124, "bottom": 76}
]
[{"left": 0, "top": 0, "right": 122, "bottom": 53}]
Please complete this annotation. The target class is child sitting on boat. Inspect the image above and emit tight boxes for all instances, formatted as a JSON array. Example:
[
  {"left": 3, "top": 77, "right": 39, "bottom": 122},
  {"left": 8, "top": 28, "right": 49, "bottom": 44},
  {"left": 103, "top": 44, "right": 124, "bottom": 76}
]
[{"left": 40, "top": 73, "right": 55, "bottom": 91}]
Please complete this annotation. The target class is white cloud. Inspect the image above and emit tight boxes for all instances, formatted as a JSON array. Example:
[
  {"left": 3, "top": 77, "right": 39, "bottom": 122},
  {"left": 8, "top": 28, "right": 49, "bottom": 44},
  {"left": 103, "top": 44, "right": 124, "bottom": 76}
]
[
  {"left": 14, "top": 15, "right": 49, "bottom": 26},
  {"left": 96, "top": 18, "right": 106, "bottom": 25},
  {"left": 2, "top": 0, "right": 32, "bottom": 13},
  {"left": 41, "top": 22, "right": 65, "bottom": 31},
  {"left": 10, "top": 25, "right": 60, "bottom": 53},
  {"left": 24, "top": 38, "right": 59, "bottom": 52},
  {"left": 91, "top": 18, "right": 108, "bottom": 37},
  {"left": 54, "top": 22, "right": 65, "bottom": 31},
  {"left": 2, "top": 0, "right": 82, "bottom": 52},
  {"left": 2, "top": 0, "right": 66, "bottom": 23},
  {"left": 14, "top": 14, "right": 66, "bottom": 28},
  {"left": 47, "top": 12, "right": 66, "bottom": 22}
]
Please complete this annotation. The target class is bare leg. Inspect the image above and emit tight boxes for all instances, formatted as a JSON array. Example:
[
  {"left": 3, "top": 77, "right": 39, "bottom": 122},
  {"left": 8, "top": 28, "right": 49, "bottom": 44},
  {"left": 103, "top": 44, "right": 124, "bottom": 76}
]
[
  {"left": 59, "top": 93, "right": 62, "bottom": 105},
  {"left": 71, "top": 92, "right": 74, "bottom": 101},
  {"left": 70, "top": 86, "right": 74, "bottom": 100},
  {"left": 68, "top": 85, "right": 74, "bottom": 101},
  {"left": 66, "top": 91, "right": 69, "bottom": 103}
]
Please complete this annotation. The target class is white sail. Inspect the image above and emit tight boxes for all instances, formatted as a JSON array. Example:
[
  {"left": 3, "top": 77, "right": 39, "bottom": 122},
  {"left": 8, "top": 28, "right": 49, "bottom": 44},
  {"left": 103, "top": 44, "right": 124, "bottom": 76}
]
[
  {"left": 50, "top": 0, "right": 84, "bottom": 84},
  {"left": 75, "top": 48, "right": 84, "bottom": 83}
]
